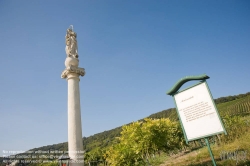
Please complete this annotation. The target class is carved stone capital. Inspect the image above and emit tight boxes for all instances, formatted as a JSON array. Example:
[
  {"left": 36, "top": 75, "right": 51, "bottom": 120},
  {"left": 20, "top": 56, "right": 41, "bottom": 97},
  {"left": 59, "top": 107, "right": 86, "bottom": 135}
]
[{"left": 61, "top": 65, "right": 85, "bottom": 79}]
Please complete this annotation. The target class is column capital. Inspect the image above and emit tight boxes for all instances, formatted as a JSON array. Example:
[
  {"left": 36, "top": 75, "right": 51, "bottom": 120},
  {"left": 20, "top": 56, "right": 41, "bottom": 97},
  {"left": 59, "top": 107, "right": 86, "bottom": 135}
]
[{"left": 61, "top": 65, "right": 85, "bottom": 79}]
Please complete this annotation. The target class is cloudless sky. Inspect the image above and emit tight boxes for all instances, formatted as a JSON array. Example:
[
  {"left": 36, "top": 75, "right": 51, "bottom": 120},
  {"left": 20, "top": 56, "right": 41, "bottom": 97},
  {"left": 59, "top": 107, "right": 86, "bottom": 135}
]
[{"left": 0, "top": 0, "right": 249, "bottom": 157}]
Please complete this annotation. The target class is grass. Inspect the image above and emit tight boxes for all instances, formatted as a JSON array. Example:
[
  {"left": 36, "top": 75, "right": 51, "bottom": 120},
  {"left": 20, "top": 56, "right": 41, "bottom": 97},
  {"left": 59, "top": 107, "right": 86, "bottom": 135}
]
[
  {"left": 155, "top": 94, "right": 250, "bottom": 166},
  {"left": 148, "top": 154, "right": 169, "bottom": 166},
  {"left": 157, "top": 122, "right": 250, "bottom": 166}
]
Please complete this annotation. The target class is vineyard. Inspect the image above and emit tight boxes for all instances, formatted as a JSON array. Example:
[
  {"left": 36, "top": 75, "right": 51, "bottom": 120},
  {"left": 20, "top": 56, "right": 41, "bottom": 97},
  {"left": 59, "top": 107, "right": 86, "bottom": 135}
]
[
  {"left": 217, "top": 95, "right": 250, "bottom": 116},
  {"left": 2, "top": 93, "right": 250, "bottom": 166},
  {"left": 83, "top": 94, "right": 250, "bottom": 165},
  {"left": 226, "top": 96, "right": 250, "bottom": 116}
]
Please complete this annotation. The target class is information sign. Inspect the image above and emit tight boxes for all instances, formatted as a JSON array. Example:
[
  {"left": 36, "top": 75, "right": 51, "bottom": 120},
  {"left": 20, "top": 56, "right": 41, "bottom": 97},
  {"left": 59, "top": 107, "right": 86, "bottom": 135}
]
[{"left": 174, "top": 82, "right": 225, "bottom": 141}]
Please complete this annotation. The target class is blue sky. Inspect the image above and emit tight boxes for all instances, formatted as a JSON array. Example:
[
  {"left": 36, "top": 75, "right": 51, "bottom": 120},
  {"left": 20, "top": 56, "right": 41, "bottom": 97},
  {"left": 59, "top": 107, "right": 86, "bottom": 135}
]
[{"left": 0, "top": 0, "right": 250, "bottom": 156}]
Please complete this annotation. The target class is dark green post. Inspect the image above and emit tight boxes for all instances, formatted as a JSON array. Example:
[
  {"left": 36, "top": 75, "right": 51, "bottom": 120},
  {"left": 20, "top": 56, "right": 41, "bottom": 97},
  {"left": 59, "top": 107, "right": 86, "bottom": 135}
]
[{"left": 205, "top": 138, "right": 216, "bottom": 166}]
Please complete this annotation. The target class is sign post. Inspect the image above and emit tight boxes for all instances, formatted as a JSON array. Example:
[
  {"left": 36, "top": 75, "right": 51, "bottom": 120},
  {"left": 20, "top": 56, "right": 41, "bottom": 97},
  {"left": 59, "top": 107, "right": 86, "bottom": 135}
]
[
  {"left": 166, "top": 74, "right": 227, "bottom": 166},
  {"left": 205, "top": 137, "right": 216, "bottom": 166}
]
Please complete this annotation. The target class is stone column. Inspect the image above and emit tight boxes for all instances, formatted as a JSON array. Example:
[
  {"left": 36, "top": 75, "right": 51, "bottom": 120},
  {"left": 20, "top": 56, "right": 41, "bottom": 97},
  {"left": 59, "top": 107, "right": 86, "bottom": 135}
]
[
  {"left": 62, "top": 26, "right": 85, "bottom": 166},
  {"left": 61, "top": 56, "right": 85, "bottom": 166}
]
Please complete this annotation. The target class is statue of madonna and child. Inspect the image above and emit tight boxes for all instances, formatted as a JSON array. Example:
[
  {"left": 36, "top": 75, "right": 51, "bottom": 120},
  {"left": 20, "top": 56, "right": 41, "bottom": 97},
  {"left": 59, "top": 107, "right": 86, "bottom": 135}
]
[{"left": 65, "top": 25, "right": 78, "bottom": 59}]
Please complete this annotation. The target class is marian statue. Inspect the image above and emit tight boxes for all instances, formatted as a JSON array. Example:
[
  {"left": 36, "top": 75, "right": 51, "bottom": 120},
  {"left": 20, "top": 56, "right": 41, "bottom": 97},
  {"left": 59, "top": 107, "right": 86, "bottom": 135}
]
[{"left": 65, "top": 25, "right": 78, "bottom": 58}]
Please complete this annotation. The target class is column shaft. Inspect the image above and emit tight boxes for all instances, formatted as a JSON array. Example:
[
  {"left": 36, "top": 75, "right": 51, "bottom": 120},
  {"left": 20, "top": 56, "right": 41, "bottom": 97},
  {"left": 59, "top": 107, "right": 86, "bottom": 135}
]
[{"left": 67, "top": 73, "right": 84, "bottom": 166}]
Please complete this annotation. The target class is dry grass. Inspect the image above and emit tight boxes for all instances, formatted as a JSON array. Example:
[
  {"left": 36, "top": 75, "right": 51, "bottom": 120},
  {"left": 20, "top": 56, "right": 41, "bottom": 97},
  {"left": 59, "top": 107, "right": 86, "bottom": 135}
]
[{"left": 160, "top": 131, "right": 250, "bottom": 166}]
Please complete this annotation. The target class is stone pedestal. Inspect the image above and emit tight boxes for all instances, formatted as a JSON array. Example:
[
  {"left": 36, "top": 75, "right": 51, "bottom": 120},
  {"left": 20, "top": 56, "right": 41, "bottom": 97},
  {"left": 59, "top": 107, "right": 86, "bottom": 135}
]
[{"left": 62, "top": 57, "right": 85, "bottom": 166}]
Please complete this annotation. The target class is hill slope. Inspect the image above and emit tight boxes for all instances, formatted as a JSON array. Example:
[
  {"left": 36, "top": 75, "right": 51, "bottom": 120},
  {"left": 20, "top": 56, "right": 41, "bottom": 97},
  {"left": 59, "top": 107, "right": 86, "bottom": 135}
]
[
  {"left": 27, "top": 92, "right": 250, "bottom": 154},
  {"left": 1, "top": 92, "right": 250, "bottom": 166}
]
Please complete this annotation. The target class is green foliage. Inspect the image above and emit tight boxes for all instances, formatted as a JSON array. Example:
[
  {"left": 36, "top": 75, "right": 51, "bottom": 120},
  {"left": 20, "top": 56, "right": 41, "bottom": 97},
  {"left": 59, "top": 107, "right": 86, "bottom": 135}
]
[
  {"left": 84, "top": 147, "right": 107, "bottom": 165},
  {"left": 147, "top": 108, "right": 178, "bottom": 121},
  {"left": 11, "top": 92, "right": 250, "bottom": 166},
  {"left": 83, "top": 127, "right": 122, "bottom": 152},
  {"left": 220, "top": 115, "right": 249, "bottom": 144},
  {"left": 214, "top": 92, "right": 250, "bottom": 104},
  {"left": 225, "top": 97, "right": 250, "bottom": 116},
  {"left": 29, "top": 143, "right": 68, "bottom": 153},
  {"left": 37, "top": 162, "right": 58, "bottom": 166},
  {"left": 105, "top": 118, "right": 186, "bottom": 165}
]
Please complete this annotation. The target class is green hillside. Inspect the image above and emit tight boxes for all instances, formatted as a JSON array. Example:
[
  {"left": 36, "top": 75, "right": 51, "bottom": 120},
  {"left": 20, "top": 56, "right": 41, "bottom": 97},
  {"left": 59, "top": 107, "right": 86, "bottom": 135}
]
[
  {"left": 1, "top": 92, "right": 250, "bottom": 166},
  {"left": 26, "top": 108, "right": 179, "bottom": 154},
  {"left": 24, "top": 92, "right": 250, "bottom": 154},
  {"left": 16, "top": 93, "right": 250, "bottom": 151},
  {"left": 26, "top": 92, "right": 249, "bottom": 154}
]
